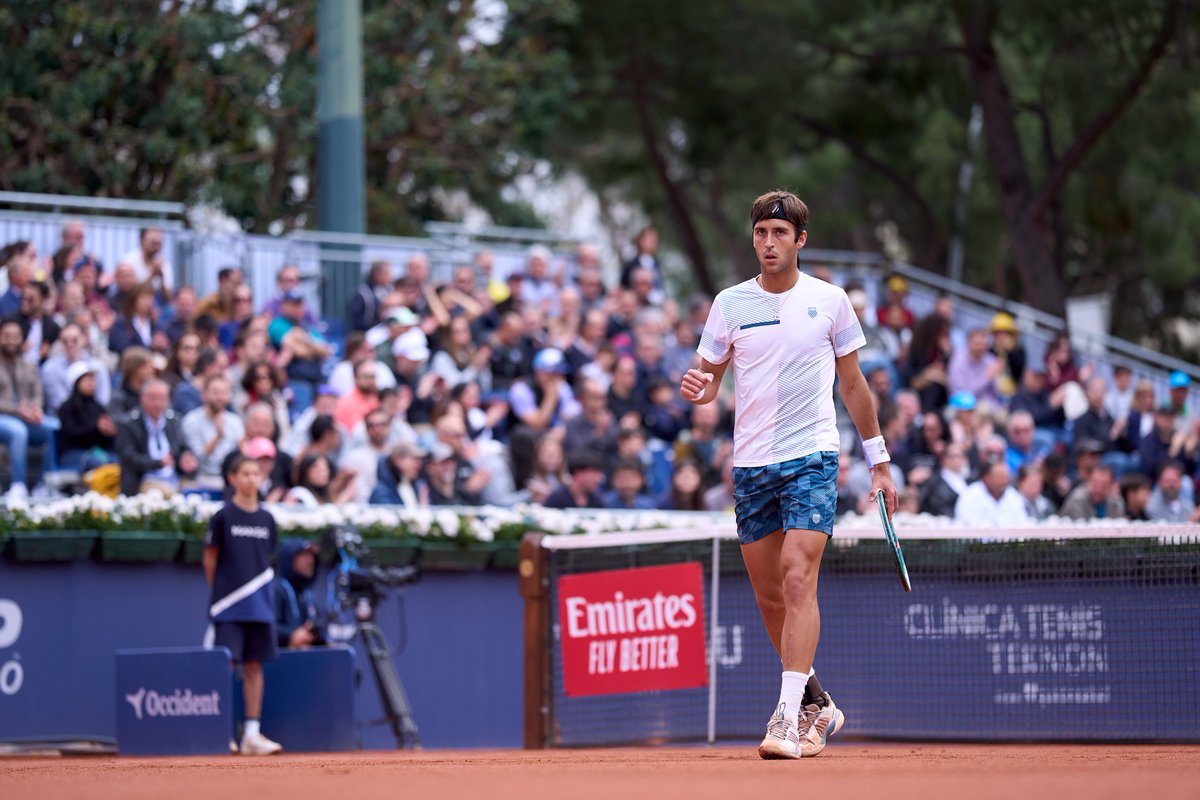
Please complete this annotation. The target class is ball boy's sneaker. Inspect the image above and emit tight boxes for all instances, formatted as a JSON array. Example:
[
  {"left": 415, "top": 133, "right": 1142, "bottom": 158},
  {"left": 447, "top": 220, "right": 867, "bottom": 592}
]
[
  {"left": 798, "top": 692, "right": 845, "bottom": 758},
  {"left": 239, "top": 731, "right": 283, "bottom": 755},
  {"left": 758, "top": 703, "right": 802, "bottom": 760}
]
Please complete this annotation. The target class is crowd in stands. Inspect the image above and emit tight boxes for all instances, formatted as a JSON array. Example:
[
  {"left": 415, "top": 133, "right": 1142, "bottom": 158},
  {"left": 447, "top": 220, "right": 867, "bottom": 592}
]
[{"left": 0, "top": 221, "right": 1198, "bottom": 525}]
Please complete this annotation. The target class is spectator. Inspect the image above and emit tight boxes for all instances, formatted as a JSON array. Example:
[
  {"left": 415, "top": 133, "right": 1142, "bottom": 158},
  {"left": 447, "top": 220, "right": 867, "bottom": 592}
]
[
  {"left": 107, "top": 347, "right": 157, "bottom": 423},
  {"left": 988, "top": 312, "right": 1025, "bottom": 401},
  {"left": 947, "top": 327, "right": 1001, "bottom": 408},
  {"left": 52, "top": 221, "right": 104, "bottom": 287},
  {"left": 1166, "top": 371, "right": 1194, "bottom": 425},
  {"left": 0, "top": 319, "right": 55, "bottom": 498},
  {"left": 656, "top": 458, "right": 704, "bottom": 511},
  {"left": 919, "top": 442, "right": 970, "bottom": 517},
  {"left": 488, "top": 311, "right": 533, "bottom": 393},
  {"left": 1010, "top": 368, "right": 1067, "bottom": 441},
  {"left": 423, "top": 442, "right": 480, "bottom": 506},
  {"left": 56, "top": 361, "right": 117, "bottom": 471},
  {"left": 0, "top": 252, "right": 33, "bottom": 316},
  {"left": 1147, "top": 461, "right": 1199, "bottom": 523},
  {"left": 903, "top": 312, "right": 951, "bottom": 413},
  {"left": 108, "top": 282, "right": 161, "bottom": 356},
  {"left": 269, "top": 291, "right": 332, "bottom": 388},
  {"left": 1016, "top": 464, "right": 1055, "bottom": 521},
  {"left": 173, "top": 346, "right": 225, "bottom": 417},
  {"left": 369, "top": 441, "right": 429, "bottom": 508},
  {"left": 1138, "top": 405, "right": 1177, "bottom": 482},
  {"left": 1070, "top": 438, "right": 1105, "bottom": 487},
  {"left": 507, "top": 347, "right": 579, "bottom": 486},
  {"left": 604, "top": 458, "right": 656, "bottom": 510},
  {"left": 350, "top": 260, "right": 393, "bottom": 331},
  {"left": 282, "top": 387, "right": 340, "bottom": 457},
  {"left": 1060, "top": 464, "right": 1125, "bottom": 520},
  {"left": 1114, "top": 379, "right": 1157, "bottom": 453},
  {"left": 399, "top": 253, "right": 432, "bottom": 314},
  {"left": 542, "top": 450, "right": 607, "bottom": 509},
  {"left": 953, "top": 460, "right": 1031, "bottom": 527},
  {"left": 341, "top": 408, "right": 393, "bottom": 503},
  {"left": 261, "top": 265, "right": 318, "bottom": 328},
  {"left": 1004, "top": 410, "right": 1046, "bottom": 475},
  {"left": 163, "top": 332, "right": 201, "bottom": 392},
  {"left": 218, "top": 285, "right": 255, "bottom": 351},
  {"left": 328, "top": 331, "right": 397, "bottom": 396},
  {"left": 847, "top": 288, "right": 894, "bottom": 378},
  {"left": 121, "top": 227, "right": 175, "bottom": 300},
  {"left": 703, "top": 455, "right": 735, "bottom": 512},
  {"left": 564, "top": 308, "right": 609, "bottom": 382},
  {"left": 115, "top": 378, "right": 197, "bottom": 495},
  {"left": 1119, "top": 472, "right": 1152, "bottom": 522},
  {"left": 164, "top": 285, "right": 198, "bottom": 344},
  {"left": 1105, "top": 365, "right": 1135, "bottom": 423},
  {"left": 106, "top": 262, "right": 139, "bottom": 313},
  {"left": 526, "top": 434, "right": 567, "bottom": 505},
  {"left": 41, "top": 323, "right": 111, "bottom": 415},
  {"left": 1043, "top": 333, "right": 1089, "bottom": 393},
  {"left": 237, "top": 403, "right": 294, "bottom": 501},
  {"left": 1072, "top": 377, "right": 1118, "bottom": 454},
  {"left": 239, "top": 361, "right": 291, "bottom": 443},
  {"left": 182, "top": 375, "right": 245, "bottom": 490},
  {"left": 642, "top": 376, "right": 686, "bottom": 444},
  {"left": 196, "top": 266, "right": 244, "bottom": 324},
  {"left": 433, "top": 409, "right": 516, "bottom": 505},
  {"left": 673, "top": 401, "right": 730, "bottom": 488},
  {"left": 564, "top": 377, "right": 618, "bottom": 470},
  {"left": 334, "top": 358, "right": 381, "bottom": 432},
  {"left": 451, "top": 381, "right": 503, "bottom": 445},
  {"left": 662, "top": 317, "right": 698, "bottom": 387},
  {"left": 284, "top": 453, "right": 356, "bottom": 507},
  {"left": 608, "top": 355, "right": 645, "bottom": 430},
  {"left": 621, "top": 227, "right": 663, "bottom": 300},
  {"left": 274, "top": 540, "right": 323, "bottom": 650},
  {"left": 429, "top": 315, "right": 492, "bottom": 392},
  {"left": 875, "top": 275, "right": 914, "bottom": 330},
  {"left": 17, "top": 281, "right": 59, "bottom": 365},
  {"left": 574, "top": 267, "right": 606, "bottom": 314},
  {"left": 1041, "top": 452, "right": 1072, "bottom": 511}
]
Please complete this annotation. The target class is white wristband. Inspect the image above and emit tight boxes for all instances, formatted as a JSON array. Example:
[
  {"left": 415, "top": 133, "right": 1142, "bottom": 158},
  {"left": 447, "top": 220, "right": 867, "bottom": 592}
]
[{"left": 862, "top": 435, "right": 891, "bottom": 469}]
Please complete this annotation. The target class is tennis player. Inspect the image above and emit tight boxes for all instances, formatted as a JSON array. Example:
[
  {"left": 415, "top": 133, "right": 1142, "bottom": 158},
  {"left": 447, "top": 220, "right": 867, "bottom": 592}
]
[{"left": 681, "top": 189, "right": 898, "bottom": 759}]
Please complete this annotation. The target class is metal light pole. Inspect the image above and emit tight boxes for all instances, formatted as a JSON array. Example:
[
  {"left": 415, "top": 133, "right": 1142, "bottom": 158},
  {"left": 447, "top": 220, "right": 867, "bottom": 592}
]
[{"left": 317, "top": 0, "right": 365, "bottom": 328}]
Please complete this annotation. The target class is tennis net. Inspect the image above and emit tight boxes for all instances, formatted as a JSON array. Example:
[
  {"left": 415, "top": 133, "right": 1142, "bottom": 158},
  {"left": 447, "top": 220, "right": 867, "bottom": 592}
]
[{"left": 519, "top": 524, "right": 1200, "bottom": 746}]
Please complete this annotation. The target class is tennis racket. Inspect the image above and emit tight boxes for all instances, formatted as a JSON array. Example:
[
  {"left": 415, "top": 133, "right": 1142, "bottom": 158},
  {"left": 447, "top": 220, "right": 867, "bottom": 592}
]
[{"left": 876, "top": 490, "right": 912, "bottom": 592}]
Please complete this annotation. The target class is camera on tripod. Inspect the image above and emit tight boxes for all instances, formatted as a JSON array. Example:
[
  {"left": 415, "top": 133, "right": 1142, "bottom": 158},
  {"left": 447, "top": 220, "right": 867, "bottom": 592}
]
[
  {"left": 323, "top": 525, "right": 422, "bottom": 749},
  {"left": 327, "top": 526, "right": 421, "bottom": 619}
]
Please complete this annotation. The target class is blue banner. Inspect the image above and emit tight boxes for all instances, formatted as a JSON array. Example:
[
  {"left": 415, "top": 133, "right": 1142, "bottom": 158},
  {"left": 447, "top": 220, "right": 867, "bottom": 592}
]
[{"left": 116, "top": 648, "right": 233, "bottom": 756}]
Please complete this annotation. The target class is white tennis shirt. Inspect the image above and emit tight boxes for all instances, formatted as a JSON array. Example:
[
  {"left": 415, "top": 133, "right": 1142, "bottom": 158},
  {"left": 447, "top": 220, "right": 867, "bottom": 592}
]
[{"left": 696, "top": 273, "right": 865, "bottom": 468}]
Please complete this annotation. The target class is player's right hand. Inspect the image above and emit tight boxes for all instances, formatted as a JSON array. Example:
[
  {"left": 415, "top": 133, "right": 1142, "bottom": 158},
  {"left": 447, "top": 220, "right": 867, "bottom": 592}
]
[{"left": 680, "top": 369, "right": 713, "bottom": 403}]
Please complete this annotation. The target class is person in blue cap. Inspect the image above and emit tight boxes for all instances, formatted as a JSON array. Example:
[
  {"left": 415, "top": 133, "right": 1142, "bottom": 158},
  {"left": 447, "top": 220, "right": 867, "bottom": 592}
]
[{"left": 1167, "top": 371, "right": 1193, "bottom": 425}]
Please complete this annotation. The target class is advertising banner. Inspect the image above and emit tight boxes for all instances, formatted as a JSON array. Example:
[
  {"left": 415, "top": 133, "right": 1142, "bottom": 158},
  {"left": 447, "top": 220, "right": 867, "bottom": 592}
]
[
  {"left": 558, "top": 562, "right": 707, "bottom": 697},
  {"left": 116, "top": 648, "right": 234, "bottom": 756}
]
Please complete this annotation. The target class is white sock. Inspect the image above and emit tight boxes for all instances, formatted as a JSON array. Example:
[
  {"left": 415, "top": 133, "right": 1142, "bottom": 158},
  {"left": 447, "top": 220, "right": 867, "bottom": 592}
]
[
  {"left": 778, "top": 671, "right": 810, "bottom": 723},
  {"left": 244, "top": 719, "right": 260, "bottom": 738}
]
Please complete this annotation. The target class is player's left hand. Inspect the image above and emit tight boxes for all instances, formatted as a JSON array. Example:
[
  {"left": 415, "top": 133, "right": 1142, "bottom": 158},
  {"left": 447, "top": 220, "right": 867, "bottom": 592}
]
[{"left": 869, "top": 463, "right": 898, "bottom": 518}]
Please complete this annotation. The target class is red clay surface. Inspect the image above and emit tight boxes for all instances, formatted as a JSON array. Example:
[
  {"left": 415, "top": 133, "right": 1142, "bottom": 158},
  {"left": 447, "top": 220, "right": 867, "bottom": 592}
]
[{"left": 2, "top": 744, "right": 1198, "bottom": 800}]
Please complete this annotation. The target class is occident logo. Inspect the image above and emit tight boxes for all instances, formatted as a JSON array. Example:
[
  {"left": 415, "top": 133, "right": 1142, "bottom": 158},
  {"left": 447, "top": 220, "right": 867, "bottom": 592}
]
[
  {"left": 125, "top": 687, "right": 222, "bottom": 721},
  {"left": 0, "top": 599, "right": 23, "bottom": 696}
]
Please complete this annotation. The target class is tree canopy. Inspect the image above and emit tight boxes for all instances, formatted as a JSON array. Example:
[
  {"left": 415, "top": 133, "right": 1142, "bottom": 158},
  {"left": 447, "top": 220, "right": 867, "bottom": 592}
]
[{"left": 1, "top": 0, "right": 1196, "bottom": 350}]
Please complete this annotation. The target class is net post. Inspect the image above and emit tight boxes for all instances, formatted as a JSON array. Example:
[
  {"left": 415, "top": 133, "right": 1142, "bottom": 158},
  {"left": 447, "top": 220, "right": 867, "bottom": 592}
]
[
  {"left": 707, "top": 532, "right": 720, "bottom": 745},
  {"left": 519, "top": 532, "right": 550, "bottom": 749}
]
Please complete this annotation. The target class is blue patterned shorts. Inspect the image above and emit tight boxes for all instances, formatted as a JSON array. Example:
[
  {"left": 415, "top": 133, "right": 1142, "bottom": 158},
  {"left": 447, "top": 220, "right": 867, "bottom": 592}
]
[{"left": 732, "top": 452, "right": 839, "bottom": 544}]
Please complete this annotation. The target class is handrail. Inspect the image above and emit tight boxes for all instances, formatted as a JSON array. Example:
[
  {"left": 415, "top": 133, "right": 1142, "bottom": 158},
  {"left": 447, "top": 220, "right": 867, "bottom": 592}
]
[
  {"left": 424, "top": 220, "right": 583, "bottom": 246},
  {"left": 0, "top": 191, "right": 185, "bottom": 217}
]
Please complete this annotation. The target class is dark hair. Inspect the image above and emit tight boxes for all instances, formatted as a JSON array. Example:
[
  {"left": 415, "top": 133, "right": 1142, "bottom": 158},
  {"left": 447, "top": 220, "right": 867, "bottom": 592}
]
[
  {"left": 310, "top": 414, "right": 337, "bottom": 444},
  {"left": 0, "top": 241, "right": 32, "bottom": 267},
  {"left": 25, "top": 280, "right": 49, "bottom": 300},
  {"left": 195, "top": 347, "right": 221, "bottom": 376},
  {"left": 1015, "top": 464, "right": 1042, "bottom": 484},
  {"left": 669, "top": 459, "right": 705, "bottom": 511},
  {"left": 193, "top": 314, "right": 218, "bottom": 337},
  {"left": 225, "top": 453, "right": 259, "bottom": 479},
  {"left": 122, "top": 281, "right": 157, "bottom": 317},
  {"left": 749, "top": 190, "right": 809, "bottom": 238},
  {"left": 0, "top": 316, "right": 24, "bottom": 337},
  {"left": 1158, "top": 459, "right": 1185, "bottom": 480},
  {"left": 1119, "top": 472, "right": 1150, "bottom": 501},
  {"left": 295, "top": 453, "right": 332, "bottom": 500},
  {"left": 218, "top": 266, "right": 239, "bottom": 282},
  {"left": 203, "top": 373, "right": 231, "bottom": 391},
  {"left": 241, "top": 360, "right": 280, "bottom": 395},
  {"left": 612, "top": 457, "right": 645, "bottom": 479}
]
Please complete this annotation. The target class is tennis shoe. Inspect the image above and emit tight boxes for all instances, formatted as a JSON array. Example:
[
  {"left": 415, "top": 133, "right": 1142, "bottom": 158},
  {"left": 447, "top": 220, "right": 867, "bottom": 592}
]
[
  {"left": 798, "top": 692, "right": 845, "bottom": 758},
  {"left": 239, "top": 731, "right": 283, "bottom": 756},
  {"left": 758, "top": 702, "right": 801, "bottom": 760}
]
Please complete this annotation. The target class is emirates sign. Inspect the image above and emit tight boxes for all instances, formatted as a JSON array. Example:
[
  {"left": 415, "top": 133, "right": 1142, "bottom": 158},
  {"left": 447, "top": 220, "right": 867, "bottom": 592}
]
[{"left": 558, "top": 563, "right": 708, "bottom": 697}]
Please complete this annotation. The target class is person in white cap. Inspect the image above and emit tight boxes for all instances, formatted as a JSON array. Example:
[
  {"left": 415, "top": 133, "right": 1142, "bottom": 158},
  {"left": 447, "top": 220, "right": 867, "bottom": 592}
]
[{"left": 57, "top": 360, "right": 117, "bottom": 470}]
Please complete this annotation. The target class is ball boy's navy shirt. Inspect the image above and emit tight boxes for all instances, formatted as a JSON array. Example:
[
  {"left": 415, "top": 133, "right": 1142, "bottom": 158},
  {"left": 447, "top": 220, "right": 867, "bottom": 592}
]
[{"left": 205, "top": 501, "right": 278, "bottom": 623}]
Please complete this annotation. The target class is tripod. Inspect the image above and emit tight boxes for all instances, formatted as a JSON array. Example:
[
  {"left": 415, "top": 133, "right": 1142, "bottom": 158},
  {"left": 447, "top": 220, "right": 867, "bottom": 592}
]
[{"left": 355, "top": 604, "right": 421, "bottom": 749}]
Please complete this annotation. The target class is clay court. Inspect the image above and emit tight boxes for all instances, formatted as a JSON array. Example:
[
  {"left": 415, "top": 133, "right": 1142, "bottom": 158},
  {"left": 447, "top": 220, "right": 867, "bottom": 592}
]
[{"left": 3, "top": 744, "right": 1199, "bottom": 800}]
